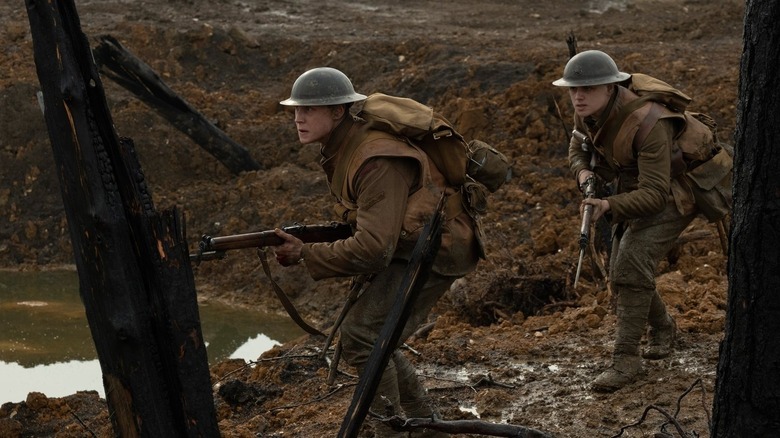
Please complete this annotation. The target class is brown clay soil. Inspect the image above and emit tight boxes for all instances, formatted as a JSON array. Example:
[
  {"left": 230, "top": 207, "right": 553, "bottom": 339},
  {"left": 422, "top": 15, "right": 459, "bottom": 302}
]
[{"left": 0, "top": 0, "right": 743, "bottom": 437}]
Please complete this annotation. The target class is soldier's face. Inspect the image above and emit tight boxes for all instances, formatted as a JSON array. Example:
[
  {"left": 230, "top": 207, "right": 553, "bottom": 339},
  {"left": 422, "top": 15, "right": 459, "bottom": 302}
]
[
  {"left": 568, "top": 85, "right": 613, "bottom": 118},
  {"left": 293, "top": 105, "right": 345, "bottom": 144}
]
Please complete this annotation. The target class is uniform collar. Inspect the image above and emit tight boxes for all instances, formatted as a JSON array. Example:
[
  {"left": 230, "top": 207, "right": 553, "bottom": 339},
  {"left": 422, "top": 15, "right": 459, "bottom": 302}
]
[
  {"left": 320, "top": 116, "right": 359, "bottom": 185},
  {"left": 321, "top": 116, "right": 355, "bottom": 159}
]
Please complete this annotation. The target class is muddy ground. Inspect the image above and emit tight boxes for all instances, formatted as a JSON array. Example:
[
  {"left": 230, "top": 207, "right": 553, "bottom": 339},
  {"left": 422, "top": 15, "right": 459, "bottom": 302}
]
[{"left": 0, "top": 0, "right": 743, "bottom": 436}]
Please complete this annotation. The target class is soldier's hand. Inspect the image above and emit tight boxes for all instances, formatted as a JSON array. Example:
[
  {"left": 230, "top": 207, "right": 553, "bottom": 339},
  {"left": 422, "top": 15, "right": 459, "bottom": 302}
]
[
  {"left": 581, "top": 197, "right": 610, "bottom": 223},
  {"left": 273, "top": 228, "right": 304, "bottom": 267}
]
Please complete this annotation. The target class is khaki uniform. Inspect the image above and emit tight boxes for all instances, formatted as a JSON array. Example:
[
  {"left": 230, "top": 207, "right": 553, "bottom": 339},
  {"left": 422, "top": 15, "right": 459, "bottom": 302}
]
[
  {"left": 301, "top": 116, "right": 480, "bottom": 436},
  {"left": 570, "top": 86, "right": 696, "bottom": 390}
]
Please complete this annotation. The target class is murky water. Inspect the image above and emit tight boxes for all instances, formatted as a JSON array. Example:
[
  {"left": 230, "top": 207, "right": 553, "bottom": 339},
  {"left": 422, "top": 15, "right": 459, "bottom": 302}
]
[
  {"left": 0, "top": 269, "right": 304, "bottom": 403},
  {"left": 588, "top": 0, "right": 630, "bottom": 14}
]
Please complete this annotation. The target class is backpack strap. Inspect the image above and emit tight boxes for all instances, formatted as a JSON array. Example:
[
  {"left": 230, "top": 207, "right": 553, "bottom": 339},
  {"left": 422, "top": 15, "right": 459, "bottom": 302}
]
[
  {"left": 632, "top": 102, "right": 661, "bottom": 150},
  {"left": 597, "top": 94, "right": 653, "bottom": 170},
  {"left": 633, "top": 102, "right": 686, "bottom": 177}
]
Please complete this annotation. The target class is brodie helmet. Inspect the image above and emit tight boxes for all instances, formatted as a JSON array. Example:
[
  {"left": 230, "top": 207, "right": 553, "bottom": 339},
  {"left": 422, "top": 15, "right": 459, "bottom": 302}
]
[
  {"left": 279, "top": 67, "right": 367, "bottom": 106},
  {"left": 552, "top": 50, "right": 631, "bottom": 87}
]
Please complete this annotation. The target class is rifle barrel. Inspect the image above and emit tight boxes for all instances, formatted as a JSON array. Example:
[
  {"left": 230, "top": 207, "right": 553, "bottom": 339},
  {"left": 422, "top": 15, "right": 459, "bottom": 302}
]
[{"left": 574, "top": 248, "right": 586, "bottom": 288}]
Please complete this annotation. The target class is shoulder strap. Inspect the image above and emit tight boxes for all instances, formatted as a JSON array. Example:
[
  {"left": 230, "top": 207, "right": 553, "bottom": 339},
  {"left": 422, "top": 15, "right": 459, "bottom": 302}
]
[
  {"left": 591, "top": 94, "right": 652, "bottom": 171},
  {"left": 633, "top": 102, "right": 686, "bottom": 176},
  {"left": 632, "top": 102, "right": 663, "bottom": 150},
  {"left": 599, "top": 94, "right": 653, "bottom": 154}
]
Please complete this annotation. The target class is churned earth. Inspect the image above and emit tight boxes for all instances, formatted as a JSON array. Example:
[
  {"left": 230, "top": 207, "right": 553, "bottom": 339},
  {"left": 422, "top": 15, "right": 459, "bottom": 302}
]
[{"left": 0, "top": 0, "right": 742, "bottom": 436}]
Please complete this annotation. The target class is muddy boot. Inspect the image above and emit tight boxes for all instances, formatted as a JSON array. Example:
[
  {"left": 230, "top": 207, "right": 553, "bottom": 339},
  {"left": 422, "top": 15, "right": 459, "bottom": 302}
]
[
  {"left": 643, "top": 314, "right": 677, "bottom": 359},
  {"left": 370, "top": 363, "right": 405, "bottom": 438},
  {"left": 394, "top": 352, "right": 448, "bottom": 438},
  {"left": 592, "top": 288, "right": 648, "bottom": 392},
  {"left": 591, "top": 354, "right": 642, "bottom": 392}
]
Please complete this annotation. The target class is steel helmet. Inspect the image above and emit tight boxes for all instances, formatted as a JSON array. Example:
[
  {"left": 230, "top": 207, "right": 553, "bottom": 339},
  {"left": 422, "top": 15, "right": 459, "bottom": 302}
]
[
  {"left": 552, "top": 50, "right": 631, "bottom": 87},
  {"left": 279, "top": 67, "right": 367, "bottom": 106}
]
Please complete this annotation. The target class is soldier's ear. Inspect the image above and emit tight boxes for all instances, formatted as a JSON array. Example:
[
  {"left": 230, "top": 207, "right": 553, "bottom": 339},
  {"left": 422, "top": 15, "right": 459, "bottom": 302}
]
[{"left": 330, "top": 104, "right": 346, "bottom": 120}]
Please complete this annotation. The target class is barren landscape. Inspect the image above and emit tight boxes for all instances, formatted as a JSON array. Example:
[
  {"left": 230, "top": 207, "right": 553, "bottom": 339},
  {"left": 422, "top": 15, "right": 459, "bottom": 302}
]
[{"left": 0, "top": 0, "right": 743, "bottom": 436}]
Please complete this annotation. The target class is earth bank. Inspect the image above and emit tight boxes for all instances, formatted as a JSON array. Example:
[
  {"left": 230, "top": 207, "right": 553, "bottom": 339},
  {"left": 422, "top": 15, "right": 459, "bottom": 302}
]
[{"left": 0, "top": 0, "right": 742, "bottom": 436}]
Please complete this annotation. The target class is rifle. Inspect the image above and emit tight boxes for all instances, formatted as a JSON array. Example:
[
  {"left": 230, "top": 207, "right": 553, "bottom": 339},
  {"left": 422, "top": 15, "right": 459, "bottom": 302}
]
[
  {"left": 574, "top": 174, "right": 596, "bottom": 288},
  {"left": 190, "top": 221, "right": 353, "bottom": 337},
  {"left": 190, "top": 222, "right": 352, "bottom": 263}
]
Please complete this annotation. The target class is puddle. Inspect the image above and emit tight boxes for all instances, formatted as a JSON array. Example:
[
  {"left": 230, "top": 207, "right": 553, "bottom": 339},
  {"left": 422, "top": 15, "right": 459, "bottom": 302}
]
[{"left": 0, "top": 269, "right": 304, "bottom": 403}]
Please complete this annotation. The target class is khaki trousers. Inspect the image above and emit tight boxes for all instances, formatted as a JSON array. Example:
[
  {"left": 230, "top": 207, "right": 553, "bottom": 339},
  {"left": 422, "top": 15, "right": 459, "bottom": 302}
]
[
  {"left": 339, "top": 261, "right": 454, "bottom": 436},
  {"left": 609, "top": 202, "right": 696, "bottom": 356}
]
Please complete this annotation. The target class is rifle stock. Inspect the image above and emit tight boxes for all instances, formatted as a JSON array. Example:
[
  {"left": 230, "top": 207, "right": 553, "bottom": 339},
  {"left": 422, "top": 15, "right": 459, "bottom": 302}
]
[{"left": 190, "top": 222, "right": 352, "bottom": 263}]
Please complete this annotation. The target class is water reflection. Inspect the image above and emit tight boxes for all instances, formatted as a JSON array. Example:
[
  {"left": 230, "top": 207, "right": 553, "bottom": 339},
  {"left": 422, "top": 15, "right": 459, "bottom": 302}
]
[
  {"left": 0, "top": 359, "right": 102, "bottom": 402},
  {"left": 0, "top": 269, "right": 304, "bottom": 403}
]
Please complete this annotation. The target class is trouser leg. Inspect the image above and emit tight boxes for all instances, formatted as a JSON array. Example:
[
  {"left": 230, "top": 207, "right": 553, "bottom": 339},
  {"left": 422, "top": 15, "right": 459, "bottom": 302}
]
[
  {"left": 593, "top": 205, "right": 695, "bottom": 391},
  {"left": 339, "top": 261, "right": 455, "bottom": 435},
  {"left": 613, "top": 286, "right": 650, "bottom": 357},
  {"left": 611, "top": 206, "right": 695, "bottom": 353},
  {"left": 646, "top": 291, "right": 669, "bottom": 328}
]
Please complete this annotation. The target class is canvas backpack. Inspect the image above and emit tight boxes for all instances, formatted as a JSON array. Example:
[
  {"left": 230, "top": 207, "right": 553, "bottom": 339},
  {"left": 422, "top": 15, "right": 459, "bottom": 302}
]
[
  {"left": 624, "top": 74, "right": 733, "bottom": 221},
  {"left": 627, "top": 74, "right": 725, "bottom": 165},
  {"left": 357, "top": 93, "right": 512, "bottom": 194}
]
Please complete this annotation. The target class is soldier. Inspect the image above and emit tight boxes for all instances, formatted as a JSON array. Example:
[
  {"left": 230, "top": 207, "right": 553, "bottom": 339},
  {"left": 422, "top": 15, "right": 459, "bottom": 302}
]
[
  {"left": 552, "top": 50, "right": 731, "bottom": 392},
  {"left": 272, "top": 67, "right": 481, "bottom": 436}
]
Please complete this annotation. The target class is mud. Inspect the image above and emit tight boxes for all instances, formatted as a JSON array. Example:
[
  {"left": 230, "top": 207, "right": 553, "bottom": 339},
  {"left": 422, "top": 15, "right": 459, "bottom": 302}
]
[{"left": 0, "top": 0, "right": 742, "bottom": 436}]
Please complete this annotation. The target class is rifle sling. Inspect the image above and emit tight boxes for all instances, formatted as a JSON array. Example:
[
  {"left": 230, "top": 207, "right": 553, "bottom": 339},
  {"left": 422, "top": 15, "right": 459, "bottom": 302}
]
[{"left": 257, "top": 248, "right": 325, "bottom": 337}]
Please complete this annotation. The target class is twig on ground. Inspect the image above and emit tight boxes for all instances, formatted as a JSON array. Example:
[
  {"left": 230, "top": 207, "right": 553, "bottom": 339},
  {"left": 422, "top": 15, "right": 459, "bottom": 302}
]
[
  {"left": 666, "top": 378, "right": 711, "bottom": 435},
  {"left": 267, "top": 382, "right": 355, "bottom": 413},
  {"left": 426, "top": 373, "right": 516, "bottom": 392},
  {"left": 69, "top": 409, "right": 98, "bottom": 438},
  {"left": 540, "top": 300, "right": 578, "bottom": 314},
  {"left": 380, "top": 414, "right": 555, "bottom": 438},
  {"left": 401, "top": 342, "right": 421, "bottom": 356},
  {"left": 611, "top": 405, "right": 689, "bottom": 438},
  {"left": 409, "top": 321, "right": 436, "bottom": 341},
  {"left": 612, "top": 378, "right": 711, "bottom": 438}
]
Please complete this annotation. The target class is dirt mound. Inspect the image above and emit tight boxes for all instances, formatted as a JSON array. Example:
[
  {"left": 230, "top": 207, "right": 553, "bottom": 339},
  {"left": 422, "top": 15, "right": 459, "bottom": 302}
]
[{"left": 0, "top": 0, "right": 741, "bottom": 436}]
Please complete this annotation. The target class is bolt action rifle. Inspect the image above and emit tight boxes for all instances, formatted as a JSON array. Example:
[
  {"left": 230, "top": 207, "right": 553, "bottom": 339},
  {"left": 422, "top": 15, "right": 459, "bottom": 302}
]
[
  {"left": 572, "top": 129, "right": 597, "bottom": 288},
  {"left": 189, "top": 221, "right": 353, "bottom": 337},
  {"left": 189, "top": 222, "right": 352, "bottom": 264}
]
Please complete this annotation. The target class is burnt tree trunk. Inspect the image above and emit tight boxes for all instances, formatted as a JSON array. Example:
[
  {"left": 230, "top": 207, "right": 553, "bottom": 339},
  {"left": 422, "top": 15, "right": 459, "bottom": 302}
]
[
  {"left": 711, "top": 0, "right": 780, "bottom": 435},
  {"left": 92, "top": 35, "right": 261, "bottom": 175},
  {"left": 25, "top": 0, "right": 219, "bottom": 436}
]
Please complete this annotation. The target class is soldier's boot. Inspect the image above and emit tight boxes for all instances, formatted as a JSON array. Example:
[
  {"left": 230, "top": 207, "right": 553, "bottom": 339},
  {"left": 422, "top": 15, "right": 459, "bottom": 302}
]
[
  {"left": 591, "top": 289, "right": 647, "bottom": 392},
  {"left": 394, "top": 351, "right": 448, "bottom": 438},
  {"left": 643, "top": 292, "right": 677, "bottom": 359},
  {"left": 591, "top": 354, "right": 642, "bottom": 393},
  {"left": 371, "top": 362, "right": 405, "bottom": 438},
  {"left": 643, "top": 314, "right": 677, "bottom": 359}
]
